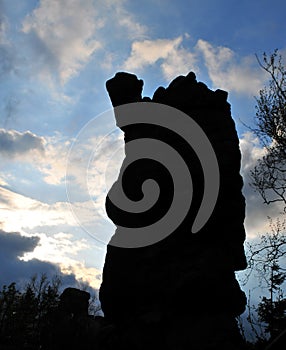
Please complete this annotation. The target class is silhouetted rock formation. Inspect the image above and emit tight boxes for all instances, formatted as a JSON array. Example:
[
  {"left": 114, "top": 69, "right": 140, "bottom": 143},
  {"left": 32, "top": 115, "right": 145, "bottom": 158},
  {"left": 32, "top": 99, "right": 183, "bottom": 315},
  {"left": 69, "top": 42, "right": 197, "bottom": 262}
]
[
  {"left": 100, "top": 72, "right": 247, "bottom": 349},
  {"left": 60, "top": 287, "right": 90, "bottom": 317},
  {"left": 40, "top": 288, "right": 106, "bottom": 350}
]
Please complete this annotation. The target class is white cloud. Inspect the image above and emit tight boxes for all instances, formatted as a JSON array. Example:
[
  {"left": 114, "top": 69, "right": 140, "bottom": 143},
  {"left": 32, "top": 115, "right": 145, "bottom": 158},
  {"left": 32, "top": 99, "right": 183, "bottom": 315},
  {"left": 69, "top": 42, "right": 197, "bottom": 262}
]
[
  {"left": 22, "top": 0, "right": 102, "bottom": 84},
  {"left": 122, "top": 37, "right": 268, "bottom": 90},
  {"left": 0, "top": 186, "right": 75, "bottom": 233},
  {"left": 0, "top": 126, "right": 121, "bottom": 242},
  {"left": 0, "top": 177, "right": 8, "bottom": 187},
  {"left": 32, "top": 127, "right": 124, "bottom": 191},
  {"left": 123, "top": 35, "right": 197, "bottom": 81},
  {"left": 60, "top": 260, "right": 102, "bottom": 290},
  {"left": 21, "top": 231, "right": 103, "bottom": 289},
  {"left": 161, "top": 45, "right": 197, "bottom": 81},
  {"left": 239, "top": 132, "right": 283, "bottom": 239},
  {"left": 64, "top": 129, "right": 124, "bottom": 241},
  {"left": 123, "top": 37, "right": 183, "bottom": 69},
  {"left": 196, "top": 39, "right": 267, "bottom": 95},
  {"left": 240, "top": 132, "right": 266, "bottom": 173},
  {"left": 20, "top": 0, "right": 148, "bottom": 85},
  {"left": 0, "top": 129, "right": 114, "bottom": 188},
  {"left": 36, "top": 133, "right": 72, "bottom": 185},
  {"left": 0, "top": 129, "right": 45, "bottom": 158},
  {"left": 107, "top": 0, "right": 147, "bottom": 40},
  {"left": 0, "top": 126, "right": 123, "bottom": 241},
  {"left": 100, "top": 52, "right": 117, "bottom": 71}
]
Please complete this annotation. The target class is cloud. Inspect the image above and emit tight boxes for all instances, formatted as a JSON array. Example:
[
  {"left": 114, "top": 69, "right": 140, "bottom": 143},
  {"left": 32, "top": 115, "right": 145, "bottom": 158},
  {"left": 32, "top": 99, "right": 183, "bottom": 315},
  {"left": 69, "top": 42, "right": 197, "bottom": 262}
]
[
  {"left": 0, "top": 187, "right": 103, "bottom": 289},
  {"left": 123, "top": 37, "right": 268, "bottom": 92},
  {"left": 34, "top": 133, "right": 72, "bottom": 185},
  {"left": 105, "top": 0, "right": 148, "bottom": 40},
  {"left": 0, "top": 129, "right": 45, "bottom": 158},
  {"left": 196, "top": 39, "right": 266, "bottom": 95},
  {"left": 0, "top": 0, "right": 149, "bottom": 88},
  {"left": 123, "top": 37, "right": 183, "bottom": 69},
  {"left": 240, "top": 132, "right": 266, "bottom": 173},
  {"left": 0, "top": 127, "right": 122, "bottom": 236},
  {"left": 0, "top": 130, "right": 80, "bottom": 187},
  {"left": 0, "top": 127, "right": 115, "bottom": 287},
  {"left": 21, "top": 231, "right": 103, "bottom": 289},
  {"left": 123, "top": 35, "right": 197, "bottom": 81},
  {"left": 0, "top": 186, "right": 75, "bottom": 233},
  {"left": 22, "top": 0, "right": 102, "bottom": 84},
  {"left": 23, "top": 127, "right": 124, "bottom": 189},
  {"left": 0, "top": 229, "right": 39, "bottom": 258},
  {"left": 239, "top": 132, "right": 283, "bottom": 239},
  {"left": 0, "top": 228, "right": 78, "bottom": 288}
]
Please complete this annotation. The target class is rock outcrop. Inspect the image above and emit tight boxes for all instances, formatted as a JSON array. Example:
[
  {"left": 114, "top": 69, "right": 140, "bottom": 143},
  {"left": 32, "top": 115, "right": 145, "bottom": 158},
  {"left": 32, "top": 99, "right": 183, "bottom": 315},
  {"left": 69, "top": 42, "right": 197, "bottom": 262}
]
[
  {"left": 100, "top": 72, "right": 247, "bottom": 349},
  {"left": 40, "top": 288, "right": 106, "bottom": 350}
]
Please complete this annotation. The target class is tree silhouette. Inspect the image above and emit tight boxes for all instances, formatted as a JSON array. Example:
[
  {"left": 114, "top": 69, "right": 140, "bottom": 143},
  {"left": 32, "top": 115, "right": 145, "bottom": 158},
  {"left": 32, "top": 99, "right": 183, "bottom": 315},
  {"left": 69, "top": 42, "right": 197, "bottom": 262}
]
[
  {"left": 247, "top": 218, "right": 286, "bottom": 340},
  {"left": 251, "top": 49, "right": 286, "bottom": 208},
  {"left": 0, "top": 274, "right": 102, "bottom": 350},
  {"left": 0, "top": 274, "right": 61, "bottom": 349},
  {"left": 242, "top": 50, "right": 286, "bottom": 348}
]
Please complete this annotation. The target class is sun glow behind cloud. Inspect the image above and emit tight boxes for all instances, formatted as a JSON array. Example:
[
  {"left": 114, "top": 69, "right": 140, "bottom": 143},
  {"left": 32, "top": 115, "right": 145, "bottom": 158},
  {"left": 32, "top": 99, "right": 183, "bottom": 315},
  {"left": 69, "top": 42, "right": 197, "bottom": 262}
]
[
  {"left": 0, "top": 124, "right": 124, "bottom": 287},
  {"left": 0, "top": 187, "right": 73, "bottom": 232},
  {"left": 0, "top": 186, "right": 103, "bottom": 289}
]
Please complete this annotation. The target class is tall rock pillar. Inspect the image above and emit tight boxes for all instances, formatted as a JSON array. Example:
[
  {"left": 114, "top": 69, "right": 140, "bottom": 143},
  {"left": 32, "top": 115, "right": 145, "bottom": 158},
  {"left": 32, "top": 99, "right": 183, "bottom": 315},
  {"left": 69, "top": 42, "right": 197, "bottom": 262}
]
[{"left": 99, "top": 72, "right": 247, "bottom": 349}]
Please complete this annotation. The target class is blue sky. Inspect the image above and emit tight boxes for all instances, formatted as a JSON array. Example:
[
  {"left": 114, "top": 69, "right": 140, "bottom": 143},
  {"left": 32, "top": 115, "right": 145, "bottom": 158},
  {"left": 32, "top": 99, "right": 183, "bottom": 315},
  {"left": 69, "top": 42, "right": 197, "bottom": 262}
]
[{"left": 0, "top": 0, "right": 285, "bottom": 292}]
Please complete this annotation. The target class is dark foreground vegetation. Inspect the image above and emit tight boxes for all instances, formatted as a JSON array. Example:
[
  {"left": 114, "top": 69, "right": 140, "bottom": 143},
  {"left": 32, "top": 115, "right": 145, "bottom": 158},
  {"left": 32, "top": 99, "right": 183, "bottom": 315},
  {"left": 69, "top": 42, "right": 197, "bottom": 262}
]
[
  {"left": 0, "top": 274, "right": 103, "bottom": 350},
  {"left": 0, "top": 267, "right": 286, "bottom": 349}
]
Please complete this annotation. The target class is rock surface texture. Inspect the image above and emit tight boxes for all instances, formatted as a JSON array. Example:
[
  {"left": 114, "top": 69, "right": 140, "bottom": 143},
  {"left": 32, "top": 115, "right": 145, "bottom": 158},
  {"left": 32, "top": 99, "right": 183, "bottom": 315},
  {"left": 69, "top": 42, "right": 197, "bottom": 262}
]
[{"left": 100, "top": 72, "right": 248, "bottom": 349}]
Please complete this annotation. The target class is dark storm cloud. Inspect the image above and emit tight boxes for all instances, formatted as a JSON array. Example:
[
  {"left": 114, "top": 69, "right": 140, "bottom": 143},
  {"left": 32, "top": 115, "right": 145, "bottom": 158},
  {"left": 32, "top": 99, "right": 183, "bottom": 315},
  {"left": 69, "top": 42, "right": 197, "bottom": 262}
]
[
  {"left": 0, "top": 229, "right": 39, "bottom": 257},
  {"left": 0, "top": 129, "right": 45, "bottom": 157},
  {"left": 0, "top": 229, "right": 77, "bottom": 288}
]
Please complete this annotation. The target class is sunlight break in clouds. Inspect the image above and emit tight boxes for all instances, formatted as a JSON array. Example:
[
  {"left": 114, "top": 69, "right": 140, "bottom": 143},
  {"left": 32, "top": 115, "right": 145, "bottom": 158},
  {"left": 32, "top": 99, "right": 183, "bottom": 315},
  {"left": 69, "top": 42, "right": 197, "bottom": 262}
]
[
  {"left": 123, "top": 35, "right": 197, "bottom": 81},
  {"left": 22, "top": 0, "right": 102, "bottom": 84},
  {"left": 0, "top": 187, "right": 103, "bottom": 289},
  {"left": 0, "top": 186, "right": 75, "bottom": 233},
  {"left": 0, "top": 228, "right": 78, "bottom": 288},
  {"left": 0, "top": 126, "right": 123, "bottom": 233},
  {"left": 21, "top": 231, "right": 103, "bottom": 290}
]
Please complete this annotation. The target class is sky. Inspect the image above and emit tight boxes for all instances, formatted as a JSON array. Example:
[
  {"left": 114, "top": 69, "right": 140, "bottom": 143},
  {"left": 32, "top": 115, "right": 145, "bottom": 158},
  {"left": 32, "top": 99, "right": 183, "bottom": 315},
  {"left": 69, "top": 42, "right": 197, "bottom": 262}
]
[{"left": 0, "top": 0, "right": 286, "bottom": 294}]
